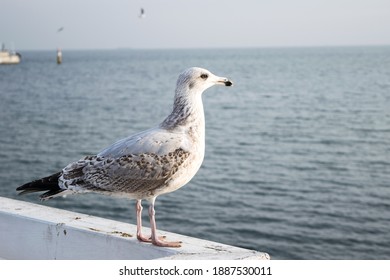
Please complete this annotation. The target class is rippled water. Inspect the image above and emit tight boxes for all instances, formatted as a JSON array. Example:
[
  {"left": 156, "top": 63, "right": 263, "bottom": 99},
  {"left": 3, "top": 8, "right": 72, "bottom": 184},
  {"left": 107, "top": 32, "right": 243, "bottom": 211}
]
[{"left": 1, "top": 47, "right": 390, "bottom": 259}]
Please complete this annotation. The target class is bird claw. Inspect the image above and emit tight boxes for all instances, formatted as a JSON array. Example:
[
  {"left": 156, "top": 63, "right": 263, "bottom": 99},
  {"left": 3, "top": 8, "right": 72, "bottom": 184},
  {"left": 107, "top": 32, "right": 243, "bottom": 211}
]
[
  {"left": 152, "top": 239, "right": 182, "bottom": 248},
  {"left": 137, "top": 234, "right": 152, "bottom": 242},
  {"left": 137, "top": 234, "right": 167, "bottom": 243}
]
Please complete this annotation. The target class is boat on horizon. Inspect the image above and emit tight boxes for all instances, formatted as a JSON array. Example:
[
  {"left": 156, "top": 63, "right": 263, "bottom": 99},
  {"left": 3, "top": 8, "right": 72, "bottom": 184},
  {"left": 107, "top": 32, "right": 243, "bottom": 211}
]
[{"left": 0, "top": 43, "right": 21, "bottom": 65}]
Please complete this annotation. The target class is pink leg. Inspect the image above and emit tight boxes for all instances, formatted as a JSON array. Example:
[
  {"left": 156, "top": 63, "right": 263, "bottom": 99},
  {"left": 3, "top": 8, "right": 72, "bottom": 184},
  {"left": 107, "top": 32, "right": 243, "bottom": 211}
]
[
  {"left": 136, "top": 200, "right": 151, "bottom": 242},
  {"left": 148, "top": 200, "right": 182, "bottom": 247}
]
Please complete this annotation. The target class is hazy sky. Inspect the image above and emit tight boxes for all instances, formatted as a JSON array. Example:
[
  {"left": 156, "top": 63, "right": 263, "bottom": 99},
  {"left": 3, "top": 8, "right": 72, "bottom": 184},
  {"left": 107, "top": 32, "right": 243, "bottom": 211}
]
[{"left": 1, "top": 0, "right": 390, "bottom": 50}]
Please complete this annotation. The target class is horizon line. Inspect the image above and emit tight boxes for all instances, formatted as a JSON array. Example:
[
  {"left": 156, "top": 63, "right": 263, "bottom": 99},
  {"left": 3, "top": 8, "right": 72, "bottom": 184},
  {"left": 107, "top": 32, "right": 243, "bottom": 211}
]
[{"left": 16, "top": 43, "right": 390, "bottom": 52}]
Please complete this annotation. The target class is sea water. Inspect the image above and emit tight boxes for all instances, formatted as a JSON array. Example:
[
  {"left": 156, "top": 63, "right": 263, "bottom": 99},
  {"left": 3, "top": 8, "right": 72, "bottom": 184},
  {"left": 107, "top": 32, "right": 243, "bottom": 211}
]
[{"left": 1, "top": 47, "right": 389, "bottom": 259}]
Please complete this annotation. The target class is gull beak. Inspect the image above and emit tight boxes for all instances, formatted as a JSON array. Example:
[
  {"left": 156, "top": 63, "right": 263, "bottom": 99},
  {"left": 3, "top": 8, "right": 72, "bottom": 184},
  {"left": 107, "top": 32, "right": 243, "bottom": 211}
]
[
  {"left": 216, "top": 76, "right": 233, "bottom": 87},
  {"left": 223, "top": 78, "right": 233, "bottom": 87}
]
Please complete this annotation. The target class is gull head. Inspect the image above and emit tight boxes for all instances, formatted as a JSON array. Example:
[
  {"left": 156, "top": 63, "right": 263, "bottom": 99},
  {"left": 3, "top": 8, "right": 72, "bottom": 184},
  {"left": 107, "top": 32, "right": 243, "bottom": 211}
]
[{"left": 176, "top": 67, "right": 233, "bottom": 95}]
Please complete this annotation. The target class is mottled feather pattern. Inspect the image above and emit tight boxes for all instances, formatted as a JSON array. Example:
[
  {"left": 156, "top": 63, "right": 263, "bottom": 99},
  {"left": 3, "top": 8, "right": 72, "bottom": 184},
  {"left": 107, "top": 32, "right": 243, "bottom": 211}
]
[
  {"left": 59, "top": 148, "right": 190, "bottom": 198},
  {"left": 161, "top": 95, "right": 192, "bottom": 129}
]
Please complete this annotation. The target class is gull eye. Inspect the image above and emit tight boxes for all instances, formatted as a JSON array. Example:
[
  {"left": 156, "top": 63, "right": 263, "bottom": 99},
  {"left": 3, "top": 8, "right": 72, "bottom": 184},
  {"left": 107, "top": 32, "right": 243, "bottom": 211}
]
[{"left": 200, "top": 73, "right": 208, "bottom": 79}]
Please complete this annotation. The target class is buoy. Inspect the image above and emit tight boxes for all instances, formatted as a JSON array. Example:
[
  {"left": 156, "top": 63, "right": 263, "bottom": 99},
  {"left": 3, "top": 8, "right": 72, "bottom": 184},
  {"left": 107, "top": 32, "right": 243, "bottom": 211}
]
[{"left": 57, "top": 48, "right": 62, "bottom": 64}]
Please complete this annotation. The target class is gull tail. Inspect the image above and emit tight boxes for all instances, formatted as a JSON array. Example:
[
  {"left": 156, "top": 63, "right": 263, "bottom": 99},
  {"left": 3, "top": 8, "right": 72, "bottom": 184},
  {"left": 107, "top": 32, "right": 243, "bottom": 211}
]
[{"left": 16, "top": 172, "right": 65, "bottom": 200}]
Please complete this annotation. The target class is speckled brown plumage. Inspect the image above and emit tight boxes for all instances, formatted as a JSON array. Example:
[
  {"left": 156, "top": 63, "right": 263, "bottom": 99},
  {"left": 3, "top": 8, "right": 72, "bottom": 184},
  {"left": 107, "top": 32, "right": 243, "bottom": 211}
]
[{"left": 59, "top": 148, "right": 189, "bottom": 199}]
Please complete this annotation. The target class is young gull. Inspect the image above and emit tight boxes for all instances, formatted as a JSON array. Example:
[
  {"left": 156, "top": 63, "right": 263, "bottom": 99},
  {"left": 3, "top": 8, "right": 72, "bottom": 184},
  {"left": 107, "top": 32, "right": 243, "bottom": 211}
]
[{"left": 17, "top": 67, "right": 233, "bottom": 247}]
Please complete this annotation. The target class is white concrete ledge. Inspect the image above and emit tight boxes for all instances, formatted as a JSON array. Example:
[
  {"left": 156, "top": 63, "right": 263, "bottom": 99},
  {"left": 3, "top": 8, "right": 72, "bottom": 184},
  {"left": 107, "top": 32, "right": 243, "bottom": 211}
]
[{"left": 0, "top": 197, "right": 270, "bottom": 260}]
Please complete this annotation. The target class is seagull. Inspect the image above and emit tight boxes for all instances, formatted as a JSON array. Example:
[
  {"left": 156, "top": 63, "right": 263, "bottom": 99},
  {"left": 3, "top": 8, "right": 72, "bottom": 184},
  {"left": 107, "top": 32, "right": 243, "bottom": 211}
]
[
  {"left": 139, "top": 8, "right": 145, "bottom": 18},
  {"left": 17, "top": 67, "right": 233, "bottom": 247}
]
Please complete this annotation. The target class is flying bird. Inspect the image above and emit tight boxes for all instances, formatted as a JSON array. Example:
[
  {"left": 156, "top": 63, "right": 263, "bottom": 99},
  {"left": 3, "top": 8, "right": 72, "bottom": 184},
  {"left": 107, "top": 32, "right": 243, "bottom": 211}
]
[
  {"left": 139, "top": 8, "right": 145, "bottom": 18},
  {"left": 17, "top": 67, "right": 233, "bottom": 247},
  {"left": 57, "top": 27, "right": 64, "bottom": 33}
]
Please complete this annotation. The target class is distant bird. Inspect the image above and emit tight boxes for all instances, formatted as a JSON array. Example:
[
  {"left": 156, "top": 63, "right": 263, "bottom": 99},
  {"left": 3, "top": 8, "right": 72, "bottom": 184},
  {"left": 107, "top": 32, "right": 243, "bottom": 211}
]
[
  {"left": 17, "top": 67, "right": 233, "bottom": 247},
  {"left": 139, "top": 8, "right": 145, "bottom": 18},
  {"left": 57, "top": 27, "right": 64, "bottom": 33}
]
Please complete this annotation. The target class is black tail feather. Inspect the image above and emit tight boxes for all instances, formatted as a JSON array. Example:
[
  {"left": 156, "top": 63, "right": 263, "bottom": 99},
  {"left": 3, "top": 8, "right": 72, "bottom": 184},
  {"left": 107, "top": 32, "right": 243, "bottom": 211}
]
[{"left": 17, "top": 172, "right": 64, "bottom": 200}]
